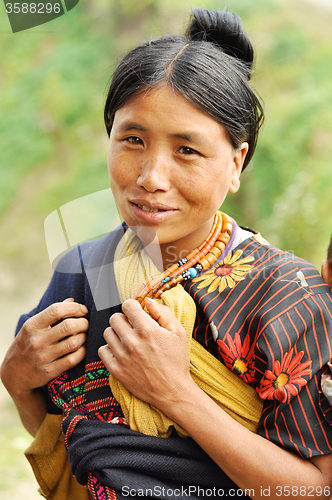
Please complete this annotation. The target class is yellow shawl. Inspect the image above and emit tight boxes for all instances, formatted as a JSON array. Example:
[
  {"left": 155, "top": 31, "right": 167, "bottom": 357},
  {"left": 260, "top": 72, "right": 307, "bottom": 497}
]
[{"left": 111, "top": 229, "right": 263, "bottom": 436}]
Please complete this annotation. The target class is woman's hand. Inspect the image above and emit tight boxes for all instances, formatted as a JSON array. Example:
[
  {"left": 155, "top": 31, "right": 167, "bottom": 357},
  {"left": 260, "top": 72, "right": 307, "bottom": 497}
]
[
  {"left": 98, "top": 298, "right": 194, "bottom": 411},
  {"left": 0, "top": 299, "right": 88, "bottom": 436}
]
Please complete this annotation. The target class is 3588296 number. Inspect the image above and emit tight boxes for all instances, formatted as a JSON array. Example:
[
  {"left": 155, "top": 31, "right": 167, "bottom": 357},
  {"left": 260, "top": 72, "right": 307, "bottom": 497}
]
[
  {"left": 5, "top": 3, "right": 61, "bottom": 14},
  {"left": 275, "top": 485, "right": 331, "bottom": 496}
]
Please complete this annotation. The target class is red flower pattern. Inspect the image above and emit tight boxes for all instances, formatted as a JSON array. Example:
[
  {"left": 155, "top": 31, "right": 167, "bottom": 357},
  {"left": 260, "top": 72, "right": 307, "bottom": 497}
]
[
  {"left": 257, "top": 348, "right": 312, "bottom": 403},
  {"left": 217, "top": 332, "right": 256, "bottom": 384}
]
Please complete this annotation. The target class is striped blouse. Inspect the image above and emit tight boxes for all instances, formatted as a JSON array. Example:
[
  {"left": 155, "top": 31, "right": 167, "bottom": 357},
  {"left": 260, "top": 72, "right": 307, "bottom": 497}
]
[{"left": 185, "top": 230, "right": 332, "bottom": 457}]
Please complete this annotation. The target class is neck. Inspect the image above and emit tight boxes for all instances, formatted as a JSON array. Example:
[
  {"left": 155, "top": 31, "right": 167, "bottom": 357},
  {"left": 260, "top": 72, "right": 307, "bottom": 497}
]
[{"left": 158, "top": 216, "right": 217, "bottom": 271}]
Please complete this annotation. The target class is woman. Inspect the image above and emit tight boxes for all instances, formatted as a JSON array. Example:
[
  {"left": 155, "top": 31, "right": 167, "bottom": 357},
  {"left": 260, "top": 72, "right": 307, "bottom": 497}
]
[{"left": 2, "top": 9, "right": 332, "bottom": 500}]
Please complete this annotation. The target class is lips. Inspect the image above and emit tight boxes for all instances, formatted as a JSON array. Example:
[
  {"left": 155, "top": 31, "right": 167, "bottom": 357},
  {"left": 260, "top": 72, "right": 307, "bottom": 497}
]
[
  {"left": 130, "top": 198, "right": 175, "bottom": 211},
  {"left": 129, "top": 200, "right": 177, "bottom": 223}
]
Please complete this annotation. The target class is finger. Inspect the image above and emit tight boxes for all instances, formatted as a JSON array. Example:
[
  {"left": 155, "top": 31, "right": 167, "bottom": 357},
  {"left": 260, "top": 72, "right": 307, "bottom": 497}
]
[
  {"left": 104, "top": 325, "right": 116, "bottom": 343},
  {"left": 29, "top": 301, "right": 88, "bottom": 330},
  {"left": 103, "top": 326, "right": 124, "bottom": 355},
  {"left": 51, "top": 344, "right": 87, "bottom": 376},
  {"left": 121, "top": 298, "right": 181, "bottom": 337},
  {"left": 109, "top": 311, "right": 135, "bottom": 338},
  {"left": 98, "top": 344, "right": 116, "bottom": 368},
  {"left": 50, "top": 317, "right": 89, "bottom": 343},
  {"left": 143, "top": 297, "right": 183, "bottom": 336},
  {"left": 120, "top": 299, "right": 155, "bottom": 331},
  {"left": 52, "top": 332, "right": 88, "bottom": 359}
]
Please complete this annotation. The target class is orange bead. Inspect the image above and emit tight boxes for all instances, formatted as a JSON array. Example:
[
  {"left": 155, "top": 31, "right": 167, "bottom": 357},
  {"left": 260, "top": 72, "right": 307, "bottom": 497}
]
[
  {"left": 214, "top": 241, "right": 226, "bottom": 251},
  {"left": 209, "top": 247, "right": 222, "bottom": 258},
  {"left": 167, "top": 264, "right": 179, "bottom": 276},
  {"left": 219, "top": 234, "right": 231, "bottom": 245},
  {"left": 223, "top": 224, "right": 233, "bottom": 234},
  {"left": 205, "top": 253, "right": 217, "bottom": 266},
  {"left": 204, "top": 239, "right": 216, "bottom": 253},
  {"left": 200, "top": 258, "right": 211, "bottom": 270},
  {"left": 196, "top": 250, "right": 207, "bottom": 261},
  {"left": 186, "top": 248, "right": 199, "bottom": 259}
]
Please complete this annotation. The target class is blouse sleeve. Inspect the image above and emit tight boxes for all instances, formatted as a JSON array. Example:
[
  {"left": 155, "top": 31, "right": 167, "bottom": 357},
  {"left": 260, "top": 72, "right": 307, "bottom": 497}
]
[{"left": 255, "top": 290, "right": 332, "bottom": 458}]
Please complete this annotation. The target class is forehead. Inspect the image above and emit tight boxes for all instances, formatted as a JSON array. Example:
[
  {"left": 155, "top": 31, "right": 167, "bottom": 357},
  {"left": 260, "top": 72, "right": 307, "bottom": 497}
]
[{"left": 112, "top": 85, "right": 229, "bottom": 141}]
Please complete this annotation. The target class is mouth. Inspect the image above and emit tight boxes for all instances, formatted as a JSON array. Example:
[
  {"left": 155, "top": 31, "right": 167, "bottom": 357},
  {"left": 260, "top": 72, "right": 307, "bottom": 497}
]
[
  {"left": 129, "top": 200, "right": 177, "bottom": 222},
  {"left": 136, "top": 204, "right": 166, "bottom": 213}
]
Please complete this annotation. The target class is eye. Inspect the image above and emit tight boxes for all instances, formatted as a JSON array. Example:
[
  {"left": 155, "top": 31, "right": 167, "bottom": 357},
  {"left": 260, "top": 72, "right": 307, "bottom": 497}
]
[
  {"left": 124, "top": 136, "right": 144, "bottom": 146},
  {"left": 178, "top": 146, "right": 200, "bottom": 156}
]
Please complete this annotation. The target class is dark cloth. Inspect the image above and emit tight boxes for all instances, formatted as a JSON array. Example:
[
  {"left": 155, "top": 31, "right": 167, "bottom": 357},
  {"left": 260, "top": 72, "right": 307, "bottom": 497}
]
[{"left": 62, "top": 410, "right": 242, "bottom": 499}]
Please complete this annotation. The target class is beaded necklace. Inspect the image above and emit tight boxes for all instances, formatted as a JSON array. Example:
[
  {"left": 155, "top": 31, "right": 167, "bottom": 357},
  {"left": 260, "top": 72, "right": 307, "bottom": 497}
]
[{"left": 135, "top": 211, "right": 232, "bottom": 307}]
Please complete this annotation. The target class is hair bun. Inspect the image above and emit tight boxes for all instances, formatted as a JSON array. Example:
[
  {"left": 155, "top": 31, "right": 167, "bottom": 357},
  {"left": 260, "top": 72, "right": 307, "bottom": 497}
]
[{"left": 186, "top": 9, "right": 254, "bottom": 69}]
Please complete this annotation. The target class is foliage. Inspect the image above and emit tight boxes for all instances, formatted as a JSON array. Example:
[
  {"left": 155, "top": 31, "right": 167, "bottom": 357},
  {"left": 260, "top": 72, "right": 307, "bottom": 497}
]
[
  {"left": 221, "top": 0, "right": 332, "bottom": 266},
  {"left": 0, "top": 0, "right": 332, "bottom": 273}
]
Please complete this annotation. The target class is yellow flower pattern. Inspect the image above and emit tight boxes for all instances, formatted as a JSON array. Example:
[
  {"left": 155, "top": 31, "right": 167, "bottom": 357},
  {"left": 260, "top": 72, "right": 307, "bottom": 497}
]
[{"left": 192, "top": 250, "right": 255, "bottom": 293}]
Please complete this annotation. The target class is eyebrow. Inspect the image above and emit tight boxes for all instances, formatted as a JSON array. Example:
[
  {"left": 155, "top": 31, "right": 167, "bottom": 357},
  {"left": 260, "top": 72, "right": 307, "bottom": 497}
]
[
  {"left": 117, "top": 121, "right": 205, "bottom": 145},
  {"left": 117, "top": 122, "right": 147, "bottom": 132},
  {"left": 173, "top": 133, "right": 198, "bottom": 143}
]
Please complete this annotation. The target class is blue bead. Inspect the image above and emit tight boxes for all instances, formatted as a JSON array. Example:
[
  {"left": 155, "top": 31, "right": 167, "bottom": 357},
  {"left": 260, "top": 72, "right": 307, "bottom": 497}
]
[{"left": 188, "top": 267, "right": 197, "bottom": 278}]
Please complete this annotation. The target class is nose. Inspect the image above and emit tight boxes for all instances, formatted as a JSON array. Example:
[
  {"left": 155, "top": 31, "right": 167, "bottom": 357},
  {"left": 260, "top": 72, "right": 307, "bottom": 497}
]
[{"left": 137, "top": 152, "right": 171, "bottom": 193}]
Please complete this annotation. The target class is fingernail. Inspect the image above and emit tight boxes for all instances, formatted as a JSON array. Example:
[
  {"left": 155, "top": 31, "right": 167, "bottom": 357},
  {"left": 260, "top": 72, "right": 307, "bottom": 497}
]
[
  {"left": 81, "top": 305, "right": 88, "bottom": 314},
  {"left": 64, "top": 297, "right": 75, "bottom": 302},
  {"left": 145, "top": 297, "right": 156, "bottom": 303}
]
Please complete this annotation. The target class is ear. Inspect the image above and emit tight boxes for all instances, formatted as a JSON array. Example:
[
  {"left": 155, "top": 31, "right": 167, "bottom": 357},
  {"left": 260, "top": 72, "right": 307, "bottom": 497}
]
[
  {"left": 321, "top": 259, "right": 332, "bottom": 289},
  {"left": 228, "top": 142, "right": 249, "bottom": 194}
]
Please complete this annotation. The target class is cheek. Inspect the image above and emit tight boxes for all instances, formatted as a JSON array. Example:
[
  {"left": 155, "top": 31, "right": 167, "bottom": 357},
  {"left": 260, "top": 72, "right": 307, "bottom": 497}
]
[
  {"left": 108, "top": 164, "right": 120, "bottom": 193},
  {"left": 108, "top": 160, "right": 127, "bottom": 204},
  {"left": 176, "top": 181, "right": 220, "bottom": 216},
  {"left": 108, "top": 151, "right": 132, "bottom": 188},
  {"left": 107, "top": 141, "right": 125, "bottom": 178},
  {"left": 184, "top": 167, "right": 229, "bottom": 205}
]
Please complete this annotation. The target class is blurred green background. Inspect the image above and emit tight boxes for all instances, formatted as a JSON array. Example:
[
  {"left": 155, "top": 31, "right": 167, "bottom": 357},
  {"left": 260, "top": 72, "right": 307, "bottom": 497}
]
[{"left": 0, "top": 0, "right": 331, "bottom": 497}]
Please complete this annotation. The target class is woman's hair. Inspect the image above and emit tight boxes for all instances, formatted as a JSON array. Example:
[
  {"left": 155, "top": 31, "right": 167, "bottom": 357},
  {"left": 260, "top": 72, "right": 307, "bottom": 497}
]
[{"left": 104, "top": 9, "right": 264, "bottom": 171}]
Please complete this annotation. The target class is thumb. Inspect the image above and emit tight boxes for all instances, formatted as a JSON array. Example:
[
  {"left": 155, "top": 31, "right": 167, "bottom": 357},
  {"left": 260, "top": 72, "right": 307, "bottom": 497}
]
[
  {"left": 144, "top": 297, "right": 185, "bottom": 337},
  {"left": 63, "top": 298, "right": 75, "bottom": 302}
]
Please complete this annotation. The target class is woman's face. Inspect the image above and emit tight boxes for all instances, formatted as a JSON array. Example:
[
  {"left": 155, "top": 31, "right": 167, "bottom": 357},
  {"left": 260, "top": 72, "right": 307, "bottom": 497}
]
[{"left": 107, "top": 85, "right": 248, "bottom": 266}]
